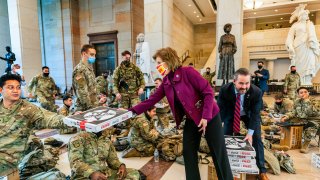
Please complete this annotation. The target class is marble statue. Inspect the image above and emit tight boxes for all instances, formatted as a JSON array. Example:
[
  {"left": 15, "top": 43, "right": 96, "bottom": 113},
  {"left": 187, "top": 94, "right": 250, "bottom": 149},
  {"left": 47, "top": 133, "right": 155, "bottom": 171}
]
[
  {"left": 134, "top": 33, "right": 153, "bottom": 83},
  {"left": 286, "top": 4, "right": 320, "bottom": 85},
  {"left": 217, "top": 23, "right": 237, "bottom": 85}
]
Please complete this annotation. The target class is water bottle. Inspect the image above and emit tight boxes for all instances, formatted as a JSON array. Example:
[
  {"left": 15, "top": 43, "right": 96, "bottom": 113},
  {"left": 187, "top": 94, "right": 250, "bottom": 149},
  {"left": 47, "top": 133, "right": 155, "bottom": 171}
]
[{"left": 154, "top": 149, "right": 159, "bottom": 162}]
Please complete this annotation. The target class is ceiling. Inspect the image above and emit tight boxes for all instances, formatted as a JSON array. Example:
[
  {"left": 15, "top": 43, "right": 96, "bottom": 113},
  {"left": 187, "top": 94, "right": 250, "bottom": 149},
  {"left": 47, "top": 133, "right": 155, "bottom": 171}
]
[{"left": 173, "top": 0, "right": 320, "bottom": 25}]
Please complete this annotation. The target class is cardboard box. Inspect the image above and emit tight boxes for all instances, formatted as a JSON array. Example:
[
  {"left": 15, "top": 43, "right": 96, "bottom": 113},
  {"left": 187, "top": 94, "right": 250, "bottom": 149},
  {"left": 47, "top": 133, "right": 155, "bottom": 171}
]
[
  {"left": 280, "top": 126, "right": 303, "bottom": 149},
  {"left": 225, "top": 136, "right": 256, "bottom": 157},
  {"left": 228, "top": 156, "right": 256, "bottom": 165},
  {"left": 311, "top": 153, "right": 320, "bottom": 168},
  {"left": 63, "top": 107, "right": 132, "bottom": 133}
]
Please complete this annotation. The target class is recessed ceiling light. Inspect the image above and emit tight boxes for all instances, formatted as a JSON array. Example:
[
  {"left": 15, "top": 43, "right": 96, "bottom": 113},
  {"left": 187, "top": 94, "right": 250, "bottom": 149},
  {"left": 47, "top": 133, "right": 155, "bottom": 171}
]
[
  {"left": 275, "top": 9, "right": 278, "bottom": 12},
  {"left": 193, "top": 11, "right": 196, "bottom": 14},
  {"left": 200, "top": 19, "right": 202, "bottom": 21},
  {"left": 311, "top": 14, "right": 314, "bottom": 16},
  {"left": 196, "top": 15, "right": 199, "bottom": 18},
  {"left": 280, "top": 17, "right": 283, "bottom": 20},
  {"left": 254, "top": 12, "right": 257, "bottom": 15},
  {"left": 188, "top": 4, "right": 191, "bottom": 7}
]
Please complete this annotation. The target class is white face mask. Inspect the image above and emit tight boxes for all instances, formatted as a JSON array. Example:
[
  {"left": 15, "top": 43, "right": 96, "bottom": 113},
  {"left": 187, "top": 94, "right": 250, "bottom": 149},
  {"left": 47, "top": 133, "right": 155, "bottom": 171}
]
[{"left": 15, "top": 69, "right": 22, "bottom": 74}]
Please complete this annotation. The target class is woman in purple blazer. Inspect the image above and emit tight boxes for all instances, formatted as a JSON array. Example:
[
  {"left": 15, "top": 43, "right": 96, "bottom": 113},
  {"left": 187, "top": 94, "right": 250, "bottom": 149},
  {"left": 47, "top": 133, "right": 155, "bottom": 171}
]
[{"left": 129, "top": 47, "right": 232, "bottom": 180}]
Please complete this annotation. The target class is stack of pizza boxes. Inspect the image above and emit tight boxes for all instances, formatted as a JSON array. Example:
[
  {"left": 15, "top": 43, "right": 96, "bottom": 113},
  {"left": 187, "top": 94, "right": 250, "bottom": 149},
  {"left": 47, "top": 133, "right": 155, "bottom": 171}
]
[{"left": 225, "top": 136, "right": 259, "bottom": 175}]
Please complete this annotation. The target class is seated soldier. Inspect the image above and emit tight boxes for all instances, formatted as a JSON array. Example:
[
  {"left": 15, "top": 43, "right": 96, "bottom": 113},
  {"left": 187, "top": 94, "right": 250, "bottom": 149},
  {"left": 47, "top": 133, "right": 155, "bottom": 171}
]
[
  {"left": 281, "top": 87, "right": 320, "bottom": 153},
  {"left": 151, "top": 78, "right": 171, "bottom": 128},
  {"left": 0, "top": 74, "right": 68, "bottom": 177},
  {"left": 58, "top": 94, "right": 77, "bottom": 134},
  {"left": 273, "top": 93, "right": 293, "bottom": 114},
  {"left": 58, "top": 94, "right": 73, "bottom": 116},
  {"left": 98, "top": 92, "right": 108, "bottom": 106},
  {"left": 68, "top": 128, "right": 140, "bottom": 180},
  {"left": 123, "top": 106, "right": 160, "bottom": 158}
]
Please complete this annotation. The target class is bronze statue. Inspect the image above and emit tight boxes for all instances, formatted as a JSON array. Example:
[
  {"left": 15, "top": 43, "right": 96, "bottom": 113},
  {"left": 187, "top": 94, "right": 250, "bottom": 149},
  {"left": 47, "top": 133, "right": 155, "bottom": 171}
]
[
  {"left": 0, "top": 46, "right": 16, "bottom": 74},
  {"left": 217, "top": 23, "right": 237, "bottom": 85}
]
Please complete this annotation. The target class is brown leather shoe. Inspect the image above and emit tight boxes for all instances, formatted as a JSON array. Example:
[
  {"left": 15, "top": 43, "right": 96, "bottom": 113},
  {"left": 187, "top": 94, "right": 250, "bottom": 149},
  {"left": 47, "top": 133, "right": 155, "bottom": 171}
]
[{"left": 259, "top": 173, "right": 269, "bottom": 180}]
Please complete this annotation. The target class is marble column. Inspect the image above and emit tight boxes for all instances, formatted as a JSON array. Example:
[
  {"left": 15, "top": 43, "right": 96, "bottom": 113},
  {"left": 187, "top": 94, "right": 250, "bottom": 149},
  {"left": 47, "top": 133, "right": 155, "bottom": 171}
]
[
  {"left": 266, "top": 60, "right": 274, "bottom": 80},
  {"left": 315, "top": 11, "right": 320, "bottom": 25},
  {"left": 0, "top": 0, "right": 11, "bottom": 73},
  {"left": 215, "top": 0, "right": 243, "bottom": 85},
  {"left": 7, "top": 0, "right": 42, "bottom": 84},
  {"left": 144, "top": 0, "right": 173, "bottom": 56}
]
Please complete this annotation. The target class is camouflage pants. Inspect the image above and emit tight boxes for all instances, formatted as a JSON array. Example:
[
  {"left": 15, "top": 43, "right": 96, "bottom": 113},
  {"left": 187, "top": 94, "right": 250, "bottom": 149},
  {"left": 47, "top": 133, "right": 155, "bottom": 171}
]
[
  {"left": 119, "top": 94, "right": 140, "bottom": 109},
  {"left": 133, "top": 142, "right": 155, "bottom": 156},
  {"left": 287, "top": 89, "right": 297, "bottom": 100},
  {"left": 107, "top": 168, "right": 140, "bottom": 180},
  {"left": 303, "top": 120, "right": 320, "bottom": 141},
  {"left": 37, "top": 95, "right": 56, "bottom": 112}
]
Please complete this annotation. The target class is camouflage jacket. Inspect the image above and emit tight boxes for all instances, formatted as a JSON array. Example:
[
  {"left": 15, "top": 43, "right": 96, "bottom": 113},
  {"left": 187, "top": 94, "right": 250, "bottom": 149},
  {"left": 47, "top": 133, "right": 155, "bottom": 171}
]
[
  {"left": 28, "top": 74, "right": 57, "bottom": 98},
  {"left": 202, "top": 71, "right": 216, "bottom": 86},
  {"left": 128, "top": 113, "right": 159, "bottom": 147},
  {"left": 283, "top": 72, "right": 300, "bottom": 91},
  {"left": 150, "top": 88, "right": 169, "bottom": 113},
  {"left": 95, "top": 76, "right": 108, "bottom": 95},
  {"left": 58, "top": 105, "right": 70, "bottom": 116},
  {"left": 285, "top": 97, "right": 320, "bottom": 119},
  {"left": 72, "top": 61, "right": 98, "bottom": 111},
  {"left": 68, "top": 130, "right": 122, "bottom": 179},
  {"left": 113, "top": 62, "right": 145, "bottom": 95},
  {"left": 273, "top": 98, "right": 293, "bottom": 114},
  {"left": 0, "top": 99, "right": 65, "bottom": 176}
]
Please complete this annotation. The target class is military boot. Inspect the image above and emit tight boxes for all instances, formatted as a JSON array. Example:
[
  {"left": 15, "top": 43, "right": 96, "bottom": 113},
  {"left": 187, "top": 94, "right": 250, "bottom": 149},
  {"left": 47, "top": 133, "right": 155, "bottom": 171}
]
[
  {"left": 271, "top": 144, "right": 290, "bottom": 151},
  {"left": 300, "top": 140, "right": 311, "bottom": 153},
  {"left": 121, "top": 147, "right": 141, "bottom": 158}
]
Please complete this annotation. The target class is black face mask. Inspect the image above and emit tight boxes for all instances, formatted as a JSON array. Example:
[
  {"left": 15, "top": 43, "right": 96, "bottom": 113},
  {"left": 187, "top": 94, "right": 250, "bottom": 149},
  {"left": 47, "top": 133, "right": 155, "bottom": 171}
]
[
  {"left": 43, "top": 73, "right": 49, "bottom": 77},
  {"left": 275, "top": 101, "right": 282, "bottom": 106},
  {"left": 291, "top": 71, "right": 296, "bottom": 74},
  {"left": 258, "top": 65, "right": 263, "bottom": 69},
  {"left": 122, "top": 60, "right": 130, "bottom": 67},
  {"left": 206, "top": 72, "right": 210, "bottom": 75}
]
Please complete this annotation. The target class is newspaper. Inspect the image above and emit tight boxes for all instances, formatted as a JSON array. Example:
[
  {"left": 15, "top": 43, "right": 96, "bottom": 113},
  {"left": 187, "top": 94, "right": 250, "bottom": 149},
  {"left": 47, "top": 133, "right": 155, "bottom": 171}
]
[{"left": 63, "top": 107, "right": 132, "bottom": 133}]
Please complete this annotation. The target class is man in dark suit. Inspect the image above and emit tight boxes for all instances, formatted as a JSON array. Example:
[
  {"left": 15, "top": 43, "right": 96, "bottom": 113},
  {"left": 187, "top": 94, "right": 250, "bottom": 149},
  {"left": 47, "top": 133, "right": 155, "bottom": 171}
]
[
  {"left": 253, "top": 61, "right": 269, "bottom": 95},
  {"left": 218, "top": 68, "right": 269, "bottom": 180}
]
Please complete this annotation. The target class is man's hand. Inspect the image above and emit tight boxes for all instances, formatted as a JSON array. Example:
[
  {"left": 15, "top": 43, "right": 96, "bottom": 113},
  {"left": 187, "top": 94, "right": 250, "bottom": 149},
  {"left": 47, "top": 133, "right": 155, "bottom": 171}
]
[
  {"left": 28, "top": 93, "right": 34, "bottom": 98},
  {"left": 73, "top": 111, "right": 83, "bottom": 115},
  {"left": 281, "top": 116, "right": 288, "bottom": 122},
  {"left": 244, "top": 134, "right": 253, "bottom": 145},
  {"left": 256, "top": 73, "right": 263, "bottom": 77},
  {"left": 198, "top": 119, "right": 207, "bottom": 136},
  {"left": 117, "top": 164, "right": 127, "bottom": 179},
  {"left": 90, "top": 171, "right": 107, "bottom": 180},
  {"left": 138, "top": 88, "right": 144, "bottom": 96},
  {"left": 116, "top": 93, "right": 122, "bottom": 100}
]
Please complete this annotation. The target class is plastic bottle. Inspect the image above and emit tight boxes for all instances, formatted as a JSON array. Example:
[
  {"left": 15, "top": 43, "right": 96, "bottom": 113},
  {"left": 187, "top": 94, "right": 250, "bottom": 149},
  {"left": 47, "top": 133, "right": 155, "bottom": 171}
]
[{"left": 154, "top": 149, "right": 159, "bottom": 162}]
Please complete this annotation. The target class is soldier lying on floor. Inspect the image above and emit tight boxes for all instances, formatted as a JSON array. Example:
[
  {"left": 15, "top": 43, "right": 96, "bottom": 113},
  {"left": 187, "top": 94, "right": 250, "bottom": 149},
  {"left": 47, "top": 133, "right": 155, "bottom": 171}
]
[
  {"left": 0, "top": 74, "right": 71, "bottom": 177},
  {"left": 68, "top": 128, "right": 140, "bottom": 180}
]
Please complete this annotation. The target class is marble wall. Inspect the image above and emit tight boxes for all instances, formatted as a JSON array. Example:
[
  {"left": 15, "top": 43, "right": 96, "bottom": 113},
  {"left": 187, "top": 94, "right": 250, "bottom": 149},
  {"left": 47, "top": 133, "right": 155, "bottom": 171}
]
[{"left": 0, "top": 0, "right": 11, "bottom": 73}]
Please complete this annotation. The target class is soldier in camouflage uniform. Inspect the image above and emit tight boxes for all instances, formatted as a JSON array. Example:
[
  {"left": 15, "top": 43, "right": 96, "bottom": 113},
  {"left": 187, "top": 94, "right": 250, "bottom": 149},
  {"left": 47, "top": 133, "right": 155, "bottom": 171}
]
[
  {"left": 273, "top": 93, "right": 293, "bottom": 114},
  {"left": 68, "top": 129, "right": 140, "bottom": 180},
  {"left": 113, "top": 50, "right": 145, "bottom": 109},
  {"left": 124, "top": 106, "right": 159, "bottom": 157},
  {"left": 150, "top": 78, "right": 171, "bottom": 128},
  {"left": 283, "top": 66, "right": 301, "bottom": 100},
  {"left": 96, "top": 72, "right": 108, "bottom": 95},
  {"left": 202, "top": 67, "right": 216, "bottom": 87},
  {"left": 28, "top": 66, "right": 57, "bottom": 112},
  {"left": 282, "top": 87, "right": 320, "bottom": 153},
  {"left": 0, "top": 74, "right": 67, "bottom": 177},
  {"left": 57, "top": 94, "right": 77, "bottom": 134},
  {"left": 72, "top": 44, "right": 99, "bottom": 111}
]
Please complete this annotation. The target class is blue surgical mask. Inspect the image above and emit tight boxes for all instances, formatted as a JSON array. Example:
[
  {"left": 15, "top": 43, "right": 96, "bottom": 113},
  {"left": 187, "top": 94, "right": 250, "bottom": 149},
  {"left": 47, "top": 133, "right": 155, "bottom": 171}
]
[{"left": 88, "top": 57, "right": 96, "bottom": 64}]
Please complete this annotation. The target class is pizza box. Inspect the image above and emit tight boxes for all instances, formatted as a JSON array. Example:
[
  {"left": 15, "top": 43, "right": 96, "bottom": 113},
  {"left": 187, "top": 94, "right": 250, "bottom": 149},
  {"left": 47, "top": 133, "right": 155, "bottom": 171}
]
[
  {"left": 231, "top": 164, "right": 260, "bottom": 174},
  {"left": 228, "top": 156, "right": 256, "bottom": 165},
  {"left": 63, "top": 107, "right": 132, "bottom": 133},
  {"left": 225, "top": 136, "right": 256, "bottom": 157}
]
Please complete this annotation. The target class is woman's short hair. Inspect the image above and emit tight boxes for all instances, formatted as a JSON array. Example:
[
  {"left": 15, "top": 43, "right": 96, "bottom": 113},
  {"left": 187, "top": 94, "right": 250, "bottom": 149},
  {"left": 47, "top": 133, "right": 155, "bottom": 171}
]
[{"left": 152, "top": 47, "right": 182, "bottom": 72}]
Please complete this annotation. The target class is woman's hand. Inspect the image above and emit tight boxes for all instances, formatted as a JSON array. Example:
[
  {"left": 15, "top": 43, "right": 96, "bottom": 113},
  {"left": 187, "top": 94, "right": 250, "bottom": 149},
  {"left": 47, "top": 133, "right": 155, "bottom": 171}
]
[{"left": 198, "top": 119, "right": 207, "bottom": 135}]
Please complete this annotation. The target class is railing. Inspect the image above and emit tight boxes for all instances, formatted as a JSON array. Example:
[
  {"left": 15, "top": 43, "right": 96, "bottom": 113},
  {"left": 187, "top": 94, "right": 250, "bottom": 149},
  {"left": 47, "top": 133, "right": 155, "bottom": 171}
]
[{"left": 181, "top": 50, "right": 190, "bottom": 64}]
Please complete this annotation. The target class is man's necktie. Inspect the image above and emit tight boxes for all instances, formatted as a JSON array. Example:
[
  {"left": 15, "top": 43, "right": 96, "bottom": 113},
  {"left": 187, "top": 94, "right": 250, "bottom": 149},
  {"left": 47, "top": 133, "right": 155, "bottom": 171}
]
[{"left": 233, "top": 93, "right": 241, "bottom": 133}]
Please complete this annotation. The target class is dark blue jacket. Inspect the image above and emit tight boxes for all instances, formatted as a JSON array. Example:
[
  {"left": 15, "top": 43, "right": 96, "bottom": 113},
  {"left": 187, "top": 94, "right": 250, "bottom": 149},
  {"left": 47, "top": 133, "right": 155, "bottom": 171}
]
[{"left": 254, "top": 68, "right": 269, "bottom": 92}]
